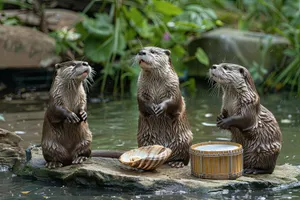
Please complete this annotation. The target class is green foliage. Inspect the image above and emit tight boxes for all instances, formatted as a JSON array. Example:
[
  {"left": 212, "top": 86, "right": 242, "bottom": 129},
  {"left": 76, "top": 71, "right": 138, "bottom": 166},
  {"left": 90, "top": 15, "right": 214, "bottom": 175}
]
[
  {"left": 49, "top": 27, "right": 82, "bottom": 55},
  {"left": 51, "top": 0, "right": 221, "bottom": 96},
  {"left": 0, "top": 15, "right": 22, "bottom": 25},
  {"left": 248, "top": 36, "right": 272, "bottom": 84},
  {"left": 237, "top": 0, "right": 300, "bottom": 94},
  {"left": 195, "top": 47, "right": 209, "bottom": 66}
]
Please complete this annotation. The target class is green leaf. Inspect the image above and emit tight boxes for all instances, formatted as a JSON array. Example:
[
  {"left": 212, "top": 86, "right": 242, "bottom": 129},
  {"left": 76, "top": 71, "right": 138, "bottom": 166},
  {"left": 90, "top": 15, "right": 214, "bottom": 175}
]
[
  {"left": 153, "top": 0, "right": 183, "bottom": 16},
  {"left": 3, "top": 18, "right": 19, "bottom": 25},
  {"left": 82, "top": 14, "right": 113, "bottom": 37},
  {"left": 138, "top": 20, "right": 154, "bottom": 39},
  {"left": 124, "top": 28, "right": 136, "bottom": 41},
  {"left": 84, "top": 32, "right": 126, "bottom": 63},
  {"left": 195, "top": 47, "right": 209, "bottom": 66},
  {"left": 75, "top": 22, "right": 89, "bottom": 40},
  {"left": 123, "top": 7, "right": 144, "bottom": 27},
  {"left": 172, "top": 45, "right": 186, "bottom": 58},
  {"left": 115, "top": 33, "right": 126, "bottom": 55},
  {"left": 0, "top": 114, "right": 5, "bottom": 121},
  {"left": 85, "top": 36, "right": 113, "bottom": 63},
  {"left": 216, "top": 20, "right": 224, "bottom": 26}
]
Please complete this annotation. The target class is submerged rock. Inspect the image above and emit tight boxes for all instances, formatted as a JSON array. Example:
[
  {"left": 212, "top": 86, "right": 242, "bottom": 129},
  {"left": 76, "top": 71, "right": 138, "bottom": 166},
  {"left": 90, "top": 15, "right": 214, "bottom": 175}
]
[
  {"left": 13, "top": 147, "right": 300, "bottom": 193},
  {"left": 0, "top": 128, "right": 25, "bottom": 169}
]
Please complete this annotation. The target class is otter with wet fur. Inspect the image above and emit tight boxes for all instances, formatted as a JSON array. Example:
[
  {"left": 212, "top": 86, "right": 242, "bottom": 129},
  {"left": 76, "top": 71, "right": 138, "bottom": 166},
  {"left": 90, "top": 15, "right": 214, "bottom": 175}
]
[
  {"left": 42, "top": 61, "right": 123, "bottom": 169},
  {"left": 209, "top": 63, "right": 282, "bottom": 174},
  {"left": 136, "top": 47, "right": 193, "bottom": 168}
]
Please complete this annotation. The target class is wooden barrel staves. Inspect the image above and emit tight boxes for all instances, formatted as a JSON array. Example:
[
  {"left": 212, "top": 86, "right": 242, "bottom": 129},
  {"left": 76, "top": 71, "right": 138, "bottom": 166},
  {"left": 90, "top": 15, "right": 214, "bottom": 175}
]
[{"left": 190, "top": 141, "right": 243, "bottom": 180}]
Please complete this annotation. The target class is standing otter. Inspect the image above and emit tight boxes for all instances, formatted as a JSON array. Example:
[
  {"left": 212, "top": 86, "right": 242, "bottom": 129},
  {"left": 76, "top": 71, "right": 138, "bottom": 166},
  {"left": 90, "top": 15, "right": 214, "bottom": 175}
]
[
  {"left": 135, "top": 47, "right": 193, "bottom": 168},
  {"left": 209, "top": 63, "right": 282, "bottom": 174},
  {"left": 42, "top": 61, "right": 123, "bottom": 169}
]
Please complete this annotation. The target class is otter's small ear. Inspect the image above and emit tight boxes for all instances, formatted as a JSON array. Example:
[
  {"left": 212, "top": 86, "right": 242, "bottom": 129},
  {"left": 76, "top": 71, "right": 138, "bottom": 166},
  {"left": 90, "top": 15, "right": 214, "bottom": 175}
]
[
  {"left": 241, "top": 67, "right": 256, "bottom": 90},
  {"left": 164, "top": 49, "right": 171, "bottom": 56},
  {"left": 55, "top": 64, "right": 62, "bottom": 70}
]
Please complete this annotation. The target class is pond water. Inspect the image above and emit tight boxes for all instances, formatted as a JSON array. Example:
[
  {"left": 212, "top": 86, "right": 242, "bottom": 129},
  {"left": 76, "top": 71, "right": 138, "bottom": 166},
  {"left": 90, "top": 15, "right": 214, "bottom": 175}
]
[{"left": 0, "top": 85, "right": 300, "bottom": 199}]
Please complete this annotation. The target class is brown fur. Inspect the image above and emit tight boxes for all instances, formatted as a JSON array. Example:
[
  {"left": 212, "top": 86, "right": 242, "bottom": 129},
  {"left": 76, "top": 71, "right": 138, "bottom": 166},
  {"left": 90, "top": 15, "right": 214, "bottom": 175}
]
[
  {"left": 41, "top": 61, "right": 94, "bottom": 168},
  {"left": 135, "top": 47, "right": 193, "bottom": 168},
  {"left": 210, "top": 63, "right": 282, "bottom": 174}
]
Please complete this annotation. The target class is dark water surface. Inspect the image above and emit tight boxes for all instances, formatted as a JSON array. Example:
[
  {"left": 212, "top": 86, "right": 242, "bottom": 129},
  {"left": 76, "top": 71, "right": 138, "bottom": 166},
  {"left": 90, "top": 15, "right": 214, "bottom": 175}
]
[{"left": 0, "top": 86, "right": 300, "bottom": 199}]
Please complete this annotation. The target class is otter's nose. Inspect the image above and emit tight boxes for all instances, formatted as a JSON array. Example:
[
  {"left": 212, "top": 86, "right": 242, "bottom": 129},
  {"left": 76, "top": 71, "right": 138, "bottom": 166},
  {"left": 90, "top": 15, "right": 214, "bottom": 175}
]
[
  {"left": 82, "top": 62, "right": 89, "bottom": 66},
  {"left": 211, "top": 65, "right": 217, "bottom": 69},
  {"left": 138, "top": 50, "right": 146, "bottom": 56}
]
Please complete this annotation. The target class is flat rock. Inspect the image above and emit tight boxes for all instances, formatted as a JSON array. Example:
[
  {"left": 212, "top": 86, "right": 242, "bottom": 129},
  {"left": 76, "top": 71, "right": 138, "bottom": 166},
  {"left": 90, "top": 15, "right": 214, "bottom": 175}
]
[
  {"left": 14, "top": 147, "right": 300, "bottom": 193},
  {"left": 0, "top": 25, "right": 61, "bottom": 68},
  {"left": 0, "top": 9, "right": 83, "bottom": 31}
]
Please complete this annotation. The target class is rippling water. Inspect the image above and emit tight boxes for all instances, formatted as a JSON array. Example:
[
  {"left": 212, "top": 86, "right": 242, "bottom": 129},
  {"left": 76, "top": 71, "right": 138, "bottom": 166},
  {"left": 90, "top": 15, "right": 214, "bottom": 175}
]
[{"left": 0, "top": 86, "right": 300, "bottom": 199}]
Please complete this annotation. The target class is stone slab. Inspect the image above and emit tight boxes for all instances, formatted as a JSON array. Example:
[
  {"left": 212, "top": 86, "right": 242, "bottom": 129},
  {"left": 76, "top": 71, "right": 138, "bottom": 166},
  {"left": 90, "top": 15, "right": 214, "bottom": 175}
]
[{"left": 13, "top": 147, "right": 300, "bottom": 193}]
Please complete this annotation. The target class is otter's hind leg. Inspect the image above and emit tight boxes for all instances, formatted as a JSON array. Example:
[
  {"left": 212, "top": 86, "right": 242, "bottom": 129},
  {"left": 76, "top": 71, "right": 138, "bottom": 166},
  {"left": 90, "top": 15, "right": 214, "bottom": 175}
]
[
  {"left": 243, "top": 168, "right": 274, "bottom": 175},
  {"left": 243, "top": 152, "right": 278, "bottom": 175},
  {"left": 45, "top": 162, "right": 63, "bottom": 169},
  {"left": 42, "top": 142, "right": 71, "bottom": 169},
  {"left": 168, "top": 153, "right": 190, "bottom": 168},
  {"left": 72, "top": 140, "right": 91, "bottom": 164}
]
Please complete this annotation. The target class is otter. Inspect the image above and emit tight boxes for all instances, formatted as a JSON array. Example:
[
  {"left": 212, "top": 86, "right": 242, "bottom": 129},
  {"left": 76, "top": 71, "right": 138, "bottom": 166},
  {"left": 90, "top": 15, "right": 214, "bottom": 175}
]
[
  {"left": 135, "top": 46, "right": 193, "bottom": 168},
  {"left": 41, "top": 61, "right": 123, "bottom": 169},
  {"left": 209, "top": 63, "right": 282, "bottom": 174}
]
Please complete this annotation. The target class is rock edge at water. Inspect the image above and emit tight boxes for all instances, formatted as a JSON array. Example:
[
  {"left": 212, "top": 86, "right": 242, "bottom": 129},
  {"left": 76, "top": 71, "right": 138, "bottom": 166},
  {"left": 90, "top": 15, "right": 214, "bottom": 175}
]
[
  {"left": 13, "top": 147, "right": 300, "bottom": 193},
  {"left": 0, "top": 128, "right": 25, "bottom": 169}
]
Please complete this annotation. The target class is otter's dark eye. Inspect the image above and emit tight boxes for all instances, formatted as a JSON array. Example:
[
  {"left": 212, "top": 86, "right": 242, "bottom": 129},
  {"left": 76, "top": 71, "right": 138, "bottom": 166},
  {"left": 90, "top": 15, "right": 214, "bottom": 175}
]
[
  {"left": 150, "top": 49, "right": 156, "bottom": 54},
  {"left": 223, "top": 66, "right": 228, "bottom": 70},
  {"left": 71, "top": 62, "right": 76, "bottom": 67},
  {"left": 239, "top": 68, "right": 244, "bottom": 74}
]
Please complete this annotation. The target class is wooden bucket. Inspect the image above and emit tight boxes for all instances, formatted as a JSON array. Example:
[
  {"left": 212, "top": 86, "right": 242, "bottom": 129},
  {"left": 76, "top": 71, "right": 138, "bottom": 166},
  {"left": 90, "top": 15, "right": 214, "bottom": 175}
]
[{"left": 190, "top": 141, "right": 243, "bottom": 180}]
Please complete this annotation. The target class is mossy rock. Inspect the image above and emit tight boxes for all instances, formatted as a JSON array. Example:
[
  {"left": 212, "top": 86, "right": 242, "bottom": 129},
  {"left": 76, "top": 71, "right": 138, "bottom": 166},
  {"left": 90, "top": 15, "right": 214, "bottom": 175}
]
[
  {"left": 13, "top": 147, "right": 300, "bottom": 194},
  {"left": 0, "top": 128, "right": 25, "bottom": 169},
  {"left": 187, "top": 28, "right": 290, "bottom": 78}
]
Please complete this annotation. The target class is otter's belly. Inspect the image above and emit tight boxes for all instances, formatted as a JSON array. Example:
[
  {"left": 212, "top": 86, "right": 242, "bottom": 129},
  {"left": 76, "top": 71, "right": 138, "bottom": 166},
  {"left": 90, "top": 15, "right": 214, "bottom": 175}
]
[
  {"left": 56, "top": 123, "right": 91, "bottom": 151},
  {"left": 138, "top": 115, "right": 172, "bottom": 146}
]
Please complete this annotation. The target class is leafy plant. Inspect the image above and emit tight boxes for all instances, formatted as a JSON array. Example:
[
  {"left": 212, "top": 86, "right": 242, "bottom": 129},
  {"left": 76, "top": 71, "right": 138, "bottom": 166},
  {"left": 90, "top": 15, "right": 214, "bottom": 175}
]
[
  {"left": 1, "top": 0, "right": 221, "bottom": 96},
  {"left": 52, "top": 0, "right": 221, "bottom": 96},
  {"left": 236, "top": 0, "right": 300, "bottom": 94}
]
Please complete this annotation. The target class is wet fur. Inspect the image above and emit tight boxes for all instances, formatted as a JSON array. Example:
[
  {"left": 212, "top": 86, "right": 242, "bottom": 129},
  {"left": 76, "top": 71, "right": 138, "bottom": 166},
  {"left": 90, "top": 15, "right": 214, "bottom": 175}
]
[
  {"left": 136, "top": 47, "right": 193, "bottom": 167},
  {"left": 209, "top": 63, "right": 282, "bottom": 174},
  {"left": 41, "top": 61, "right": 95, "bottom": 168}
]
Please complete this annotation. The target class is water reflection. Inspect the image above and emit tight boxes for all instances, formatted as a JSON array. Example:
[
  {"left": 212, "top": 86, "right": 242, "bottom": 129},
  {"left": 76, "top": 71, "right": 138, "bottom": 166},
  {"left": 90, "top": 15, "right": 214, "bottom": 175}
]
[{"left": 0, "top": 86, "right": 300, "bottom": 199}]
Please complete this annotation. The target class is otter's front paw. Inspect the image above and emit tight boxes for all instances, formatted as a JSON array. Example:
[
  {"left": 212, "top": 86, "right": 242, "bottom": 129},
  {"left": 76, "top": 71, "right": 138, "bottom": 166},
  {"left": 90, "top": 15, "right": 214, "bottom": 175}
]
[
  {"left": 217, "top": 117, "right": 231, "bottom": 129},
  {"left": 79, "top": 111, "right": 87, "bottom": 122},
  {"left": 45, "top": 162, "right": 63, "bottom": 169},
  {"left": 150, "top": 103, "right": 157, "bottom": 115},
  {"left": 154, "top": 103, "right": 166, "bottom": 116},
  {"left": 216, "top": 114, "right": 225, "bottom": 121},
  {"left": 66, "top": 112, "right": 81, "bottom": 123}
]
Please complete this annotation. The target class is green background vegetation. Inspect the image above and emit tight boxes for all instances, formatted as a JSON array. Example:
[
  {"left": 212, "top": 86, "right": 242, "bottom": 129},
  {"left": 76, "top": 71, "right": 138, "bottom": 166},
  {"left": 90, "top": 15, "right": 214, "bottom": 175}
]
[{"left": 1, "top": 0, "right": 300, "bottom": 96}]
